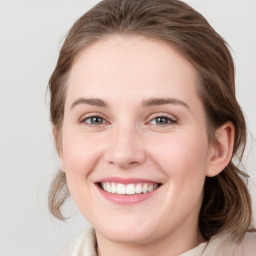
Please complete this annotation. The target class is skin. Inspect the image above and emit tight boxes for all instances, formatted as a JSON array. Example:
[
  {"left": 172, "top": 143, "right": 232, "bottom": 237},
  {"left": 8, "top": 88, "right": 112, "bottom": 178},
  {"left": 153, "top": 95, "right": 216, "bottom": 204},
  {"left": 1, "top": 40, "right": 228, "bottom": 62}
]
[{"left": 58, "top": 35, "right": 234, "bottom": 256}]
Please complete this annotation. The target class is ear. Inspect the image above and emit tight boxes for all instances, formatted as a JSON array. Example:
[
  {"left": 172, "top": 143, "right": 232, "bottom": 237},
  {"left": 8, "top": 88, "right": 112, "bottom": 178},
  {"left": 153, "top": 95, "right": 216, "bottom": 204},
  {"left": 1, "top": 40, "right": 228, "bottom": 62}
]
[
  {"left": 206, "top": 122, "right": 235, "bottom": 177},
  {"left": 52, "top": 126, "right": 65, "bottom": 172}
]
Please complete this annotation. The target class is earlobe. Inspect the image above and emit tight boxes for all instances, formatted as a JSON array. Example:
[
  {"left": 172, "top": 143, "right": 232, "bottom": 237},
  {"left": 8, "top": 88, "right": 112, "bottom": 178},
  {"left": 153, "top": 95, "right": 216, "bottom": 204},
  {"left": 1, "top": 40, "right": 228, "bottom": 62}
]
[{"left": 206, "top": 122, "right": 235, "bottom": 177}]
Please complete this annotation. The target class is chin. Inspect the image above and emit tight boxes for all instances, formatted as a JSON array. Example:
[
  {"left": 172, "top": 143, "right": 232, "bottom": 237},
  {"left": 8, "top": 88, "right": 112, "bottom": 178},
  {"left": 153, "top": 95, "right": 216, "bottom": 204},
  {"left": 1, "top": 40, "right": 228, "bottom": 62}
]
[{"left": 95, "top": 218, "right": 158, "bottom": 244}]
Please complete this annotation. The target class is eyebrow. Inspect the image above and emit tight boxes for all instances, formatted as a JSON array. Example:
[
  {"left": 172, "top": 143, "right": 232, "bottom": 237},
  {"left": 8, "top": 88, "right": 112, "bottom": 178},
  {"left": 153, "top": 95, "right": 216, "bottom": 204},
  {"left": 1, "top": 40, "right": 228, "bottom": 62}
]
[
  {"left": 71, "top": 98, "right": 107, "bottom": 109},
  {"left": 70, "top": 97, "right": 190, "bottom": 111},
  {"left": 142, "top": 97, "right": 190, "bottom": 110}
]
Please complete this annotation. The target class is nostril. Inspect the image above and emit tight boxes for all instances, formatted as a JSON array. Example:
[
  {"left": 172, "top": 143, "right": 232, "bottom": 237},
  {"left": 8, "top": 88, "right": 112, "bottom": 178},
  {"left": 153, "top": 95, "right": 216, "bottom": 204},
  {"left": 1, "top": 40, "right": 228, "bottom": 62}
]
[{"left": 105, "top": 154, "right": 144, "bottom": 168}]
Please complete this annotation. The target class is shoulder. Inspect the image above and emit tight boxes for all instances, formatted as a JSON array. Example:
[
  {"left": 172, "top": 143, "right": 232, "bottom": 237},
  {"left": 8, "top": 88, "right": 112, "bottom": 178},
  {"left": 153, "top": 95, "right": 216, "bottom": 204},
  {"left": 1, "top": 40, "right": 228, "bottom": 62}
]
[
  {"left": 233, "top": 231, "right": 256, "bottom": 256},
  {"left": 60, "top": 228, "right": 97, "bottom": 256}
]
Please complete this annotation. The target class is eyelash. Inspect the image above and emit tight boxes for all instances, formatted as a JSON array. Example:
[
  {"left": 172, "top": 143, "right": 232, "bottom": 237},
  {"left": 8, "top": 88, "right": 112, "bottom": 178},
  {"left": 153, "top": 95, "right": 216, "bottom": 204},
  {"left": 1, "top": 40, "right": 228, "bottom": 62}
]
[
  {"left": 148, "top": 115, "right": 177, "bottom": 126},
  {"left": 80, "top": 114, "right": 178, "bottom": 127},
  {"left": 80, "top": 115, "right": 107, "bottom": 127}
]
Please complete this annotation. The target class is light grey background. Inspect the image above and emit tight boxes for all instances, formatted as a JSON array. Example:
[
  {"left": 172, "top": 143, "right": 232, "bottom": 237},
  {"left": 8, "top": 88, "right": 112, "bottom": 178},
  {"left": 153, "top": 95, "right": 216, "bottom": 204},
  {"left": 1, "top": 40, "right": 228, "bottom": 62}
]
[{"left": 0, "top": 1, "right": 255, "bottom": 255}]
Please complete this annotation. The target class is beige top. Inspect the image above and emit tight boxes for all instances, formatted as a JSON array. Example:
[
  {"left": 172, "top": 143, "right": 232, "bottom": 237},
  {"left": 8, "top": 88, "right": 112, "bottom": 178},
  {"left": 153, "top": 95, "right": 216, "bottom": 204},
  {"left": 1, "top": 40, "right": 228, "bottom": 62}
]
[{"left": 61, "top": 228, "right": 256, "bottom": 256}]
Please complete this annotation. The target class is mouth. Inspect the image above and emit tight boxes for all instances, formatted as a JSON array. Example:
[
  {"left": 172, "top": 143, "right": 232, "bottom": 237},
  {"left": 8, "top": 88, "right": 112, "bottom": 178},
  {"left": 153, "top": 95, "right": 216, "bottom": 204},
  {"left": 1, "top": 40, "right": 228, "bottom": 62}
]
[
  {"left": 97, "top": 182, "right": 161, "bottom": 195},
  {"left": 95, "top": 177, "right": 163, "bottom": 204}
]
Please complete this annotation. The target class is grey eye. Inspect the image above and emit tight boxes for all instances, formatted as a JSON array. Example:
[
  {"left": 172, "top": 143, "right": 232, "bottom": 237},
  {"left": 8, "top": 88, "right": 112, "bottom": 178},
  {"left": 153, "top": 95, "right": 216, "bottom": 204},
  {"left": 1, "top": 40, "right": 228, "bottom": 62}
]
[
  {"left": 85, "top": 116, "right": 105, "bottom": 125},
  {"left": 151, "top": 116, "right": 173, "bottom": 125},
  {"left": 155, "top": 117, "right": 170, "bottom": 125}
]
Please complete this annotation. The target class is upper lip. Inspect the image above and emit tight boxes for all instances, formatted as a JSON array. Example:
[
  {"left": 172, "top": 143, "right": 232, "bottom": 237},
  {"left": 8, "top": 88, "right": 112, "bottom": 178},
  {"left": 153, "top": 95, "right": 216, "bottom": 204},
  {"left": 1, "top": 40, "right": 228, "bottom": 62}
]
[{"left": 95, "top": 177, "right": 162, "bottom": 184}]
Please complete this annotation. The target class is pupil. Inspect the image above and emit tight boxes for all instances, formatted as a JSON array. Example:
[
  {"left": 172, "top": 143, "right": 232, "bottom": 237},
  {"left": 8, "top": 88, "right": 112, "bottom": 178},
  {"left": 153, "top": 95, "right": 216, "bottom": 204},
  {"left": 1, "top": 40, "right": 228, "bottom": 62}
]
[
  {"left": 92, "top": 117, "right": 103, "bottom": 124},
  {"left": 156, "top": 117, "right": 168, "bottom": 124}
]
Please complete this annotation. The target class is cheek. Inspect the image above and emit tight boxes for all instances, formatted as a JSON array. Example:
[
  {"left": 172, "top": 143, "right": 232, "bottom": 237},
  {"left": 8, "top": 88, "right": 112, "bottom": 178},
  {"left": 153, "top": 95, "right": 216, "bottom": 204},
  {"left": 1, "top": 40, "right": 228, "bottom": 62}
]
[
  {"left": 152, "top": 132, "right": 209, "bottom": 171},
  {"left": 143, "top": 132, "right": 209, "bottom": 230},
  {"left": 60, "top": 129, "right": 103, "bottom": 176},
  {"left": 148, "top": 130, "right": 210, "bottom": 195},
  {"left": 60, "top": 131, "right": 102, "bottom": 215}
]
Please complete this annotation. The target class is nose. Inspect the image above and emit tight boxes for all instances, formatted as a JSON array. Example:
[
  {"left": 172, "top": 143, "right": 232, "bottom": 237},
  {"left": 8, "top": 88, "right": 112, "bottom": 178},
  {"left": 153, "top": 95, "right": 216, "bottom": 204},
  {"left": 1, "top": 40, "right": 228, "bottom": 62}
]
[{"left": 104, "top": 125, "right": 146, "bottom": 169}]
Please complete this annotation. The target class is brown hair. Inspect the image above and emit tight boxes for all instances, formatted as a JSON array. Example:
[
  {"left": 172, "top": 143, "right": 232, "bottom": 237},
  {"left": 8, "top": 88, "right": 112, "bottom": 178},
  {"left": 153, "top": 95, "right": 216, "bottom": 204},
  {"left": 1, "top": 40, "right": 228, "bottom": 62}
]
[{"left": 48, "top": 0, "right": 253, "bottom": 241}]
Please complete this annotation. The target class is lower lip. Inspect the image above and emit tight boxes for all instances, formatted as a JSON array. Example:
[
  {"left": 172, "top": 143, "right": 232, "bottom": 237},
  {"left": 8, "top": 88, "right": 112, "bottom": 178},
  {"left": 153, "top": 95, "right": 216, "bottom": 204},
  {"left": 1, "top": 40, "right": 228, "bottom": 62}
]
[{"left": 96, "top": 185, "right": 159, "bottom": 205}]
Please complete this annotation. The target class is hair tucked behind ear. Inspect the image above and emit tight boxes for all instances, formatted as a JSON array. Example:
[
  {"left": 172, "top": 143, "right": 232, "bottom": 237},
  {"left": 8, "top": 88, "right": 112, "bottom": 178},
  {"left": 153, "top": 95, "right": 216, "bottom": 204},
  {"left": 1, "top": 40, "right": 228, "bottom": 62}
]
[{"left": 48, "top": 0, "right": 254, "bottom": 242}]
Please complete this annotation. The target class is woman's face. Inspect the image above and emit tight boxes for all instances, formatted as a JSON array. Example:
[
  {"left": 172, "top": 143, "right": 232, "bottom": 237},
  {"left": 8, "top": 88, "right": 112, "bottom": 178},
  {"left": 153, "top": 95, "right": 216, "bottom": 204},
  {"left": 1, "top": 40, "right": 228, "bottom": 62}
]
[{"left": 60, "top": 35, "right": 215, "bottom": 244}]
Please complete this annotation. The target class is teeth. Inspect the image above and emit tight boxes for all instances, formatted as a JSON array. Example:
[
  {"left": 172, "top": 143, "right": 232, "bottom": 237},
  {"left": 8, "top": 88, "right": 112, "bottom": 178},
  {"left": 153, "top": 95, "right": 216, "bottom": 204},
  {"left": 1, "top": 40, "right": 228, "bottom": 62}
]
[
  {"left": 126, "top": 184, "right": 135, "bottom": 195},
  {"left": 116, "top": 183, "right": 126, "bottom": 194},
  {"left": 148, "top": 184, "right": 153, "bottom": 192},
  {"left": 101, "top": 182, "right": 159, "bottom": 195},
  {"left": 106, "top": 182, "right": 111, "bottom": 193},
  {"left": 135, "top": 184, "right": 142, "bottom": 194},
  {"left": 111, "top": 183, "right": 117, "bottom": 193},
  {"left": 142, "top": 184, "right": 148, "bottom": 193}
]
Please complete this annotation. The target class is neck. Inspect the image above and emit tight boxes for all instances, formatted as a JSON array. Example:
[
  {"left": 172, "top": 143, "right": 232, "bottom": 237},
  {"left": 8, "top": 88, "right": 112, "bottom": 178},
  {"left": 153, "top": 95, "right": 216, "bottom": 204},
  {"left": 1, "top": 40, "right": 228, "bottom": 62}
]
[{"left": 96, "top": 225, "right": 205, "bottom": 256}]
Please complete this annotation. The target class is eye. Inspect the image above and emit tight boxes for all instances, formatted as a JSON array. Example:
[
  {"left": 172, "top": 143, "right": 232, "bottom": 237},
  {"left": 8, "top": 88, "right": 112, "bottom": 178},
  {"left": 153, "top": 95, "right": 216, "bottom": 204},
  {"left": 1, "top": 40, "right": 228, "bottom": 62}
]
[
  {"left": 82, "top": 115, "right": 106, "bottom": 126},
  {"left": 149, "top": 116, "right": 177, "bottom": 126}
]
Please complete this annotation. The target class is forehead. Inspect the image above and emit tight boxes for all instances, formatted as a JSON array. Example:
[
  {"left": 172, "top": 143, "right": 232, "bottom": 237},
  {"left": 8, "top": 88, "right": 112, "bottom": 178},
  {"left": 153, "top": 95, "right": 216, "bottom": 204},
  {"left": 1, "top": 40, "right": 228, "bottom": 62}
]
[{"left": 66, "top": 35, "right": 201, "bottom": 109}]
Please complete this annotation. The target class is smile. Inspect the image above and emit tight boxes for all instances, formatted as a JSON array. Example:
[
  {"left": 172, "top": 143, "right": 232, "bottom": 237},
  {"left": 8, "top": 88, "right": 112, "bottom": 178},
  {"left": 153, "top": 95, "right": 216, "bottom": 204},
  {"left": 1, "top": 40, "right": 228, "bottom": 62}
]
[
  {"left": 95, "top": 178, "right": 162, "bottom": 204},
  {"left": 100, "top": 182, "right": 160, "bottom": 195}
]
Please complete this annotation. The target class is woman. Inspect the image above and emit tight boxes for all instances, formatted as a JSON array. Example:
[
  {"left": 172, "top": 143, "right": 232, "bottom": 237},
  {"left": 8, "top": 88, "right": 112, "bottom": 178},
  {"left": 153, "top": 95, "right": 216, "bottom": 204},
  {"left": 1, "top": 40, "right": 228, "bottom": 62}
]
[{"left": 48, "top": 0, "right": 255, "bottom": 255}]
